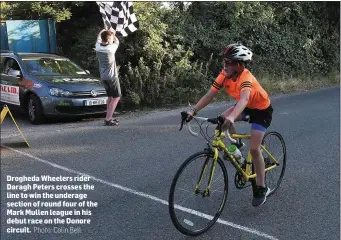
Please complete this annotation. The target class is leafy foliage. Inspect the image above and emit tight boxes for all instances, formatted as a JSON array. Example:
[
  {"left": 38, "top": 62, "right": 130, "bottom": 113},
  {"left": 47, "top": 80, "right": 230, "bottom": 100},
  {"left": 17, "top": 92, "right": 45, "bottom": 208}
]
[
  {"left": 1, "top": 2, "right": 82, "bottom": 22},
  {"left": 3, "top": 1, "right": 340, "bottom": 109}
]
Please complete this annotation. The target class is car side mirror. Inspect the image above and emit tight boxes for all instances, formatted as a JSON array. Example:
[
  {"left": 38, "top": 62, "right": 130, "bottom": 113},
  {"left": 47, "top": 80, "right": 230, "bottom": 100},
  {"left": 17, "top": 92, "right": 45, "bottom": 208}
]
[
  {"left": 8, "top": 70, "right": 22, "bottom": 79},
  {"left": 85, "top": 70, "right": 90, "bottom": 74}
]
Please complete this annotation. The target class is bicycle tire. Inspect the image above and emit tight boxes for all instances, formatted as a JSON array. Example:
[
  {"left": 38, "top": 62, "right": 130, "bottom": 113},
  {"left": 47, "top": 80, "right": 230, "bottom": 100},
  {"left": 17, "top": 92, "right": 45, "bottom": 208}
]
[
  {"left": 168, "top": 151, "right": 228, "bottom": 236},
  {"left": 261, "top": 131, "right": 287, "bottom": 196}
]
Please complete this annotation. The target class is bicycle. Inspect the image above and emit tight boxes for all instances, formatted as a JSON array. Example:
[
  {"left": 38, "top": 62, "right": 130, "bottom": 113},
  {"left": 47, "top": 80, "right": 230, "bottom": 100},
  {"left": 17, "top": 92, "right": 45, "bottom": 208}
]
[{"left": 168, "top": 112, "right": 286, "bottom": 236}]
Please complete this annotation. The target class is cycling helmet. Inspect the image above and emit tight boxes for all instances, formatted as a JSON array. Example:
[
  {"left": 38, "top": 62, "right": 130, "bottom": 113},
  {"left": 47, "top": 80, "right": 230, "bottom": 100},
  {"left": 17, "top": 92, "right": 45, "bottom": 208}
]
[{"left": 222, "top": 44, "right": 252, "bottom": 62}]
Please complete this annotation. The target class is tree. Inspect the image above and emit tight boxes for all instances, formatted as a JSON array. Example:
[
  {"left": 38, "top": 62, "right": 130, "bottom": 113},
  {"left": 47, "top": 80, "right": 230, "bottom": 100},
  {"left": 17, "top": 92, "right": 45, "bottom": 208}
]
[
  {"left": 1, "top": 2, "right": 83, "bottom": 22},
  {"left": 2, "top": 1, "right": 339, "bottom": 108}
]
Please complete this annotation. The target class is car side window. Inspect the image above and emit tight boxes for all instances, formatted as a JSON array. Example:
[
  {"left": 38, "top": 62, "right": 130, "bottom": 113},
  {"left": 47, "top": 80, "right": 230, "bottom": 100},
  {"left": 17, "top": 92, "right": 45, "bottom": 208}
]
[
  {"left": 12, "top": 60, "right": 20, "bottom": 71},
  {"left": 3, "top": 57, "right": 21, "bottom": 74}
]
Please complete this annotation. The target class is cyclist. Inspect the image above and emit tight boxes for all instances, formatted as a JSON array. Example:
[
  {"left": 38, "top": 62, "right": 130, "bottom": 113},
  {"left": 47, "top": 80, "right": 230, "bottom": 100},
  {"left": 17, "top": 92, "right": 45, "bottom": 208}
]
[{"left": 187, "top": 43, "right": 273, "bottom": 207}]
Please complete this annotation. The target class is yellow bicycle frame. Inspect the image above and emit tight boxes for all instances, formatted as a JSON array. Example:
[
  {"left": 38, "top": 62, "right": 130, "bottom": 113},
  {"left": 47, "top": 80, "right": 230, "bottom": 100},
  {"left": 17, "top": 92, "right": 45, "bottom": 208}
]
[{"left": 210, "top": 130, "right": 280, "bottom": 182}]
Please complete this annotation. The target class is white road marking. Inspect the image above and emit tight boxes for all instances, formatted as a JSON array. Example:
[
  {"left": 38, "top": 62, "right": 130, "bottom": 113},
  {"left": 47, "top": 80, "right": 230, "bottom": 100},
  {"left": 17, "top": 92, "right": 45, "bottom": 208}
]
[
  {"left": 2, "top": 145, "right": 278, "bottom": 240},
  {"left": 184, "top": 219, "right": 194, "bottom": 226},
  {"left": 1, "top": 133, "right": 21, "bottom": 139}
]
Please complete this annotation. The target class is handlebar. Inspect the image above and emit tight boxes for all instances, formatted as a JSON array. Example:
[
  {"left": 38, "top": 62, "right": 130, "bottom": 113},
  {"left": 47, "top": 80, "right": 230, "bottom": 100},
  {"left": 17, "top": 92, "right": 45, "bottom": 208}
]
[{"left": 179, "top": 111, "right": 237, "bottom": 143}]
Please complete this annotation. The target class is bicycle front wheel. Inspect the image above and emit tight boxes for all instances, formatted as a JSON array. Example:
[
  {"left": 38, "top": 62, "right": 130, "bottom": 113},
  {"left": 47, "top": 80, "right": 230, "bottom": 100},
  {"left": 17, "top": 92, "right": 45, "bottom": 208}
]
[
  {"left": 262, "top": 131, "right": 287, "bottom": 196},
  {"left": 168, "top": 151, "right": 228, "bottom": 236}
]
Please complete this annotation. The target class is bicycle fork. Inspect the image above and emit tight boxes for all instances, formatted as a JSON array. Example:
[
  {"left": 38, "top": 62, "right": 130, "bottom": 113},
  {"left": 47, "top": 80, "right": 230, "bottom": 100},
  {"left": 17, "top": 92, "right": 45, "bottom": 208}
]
[{"left": 194, "top": 148, "right": 219, "bottom": 197}]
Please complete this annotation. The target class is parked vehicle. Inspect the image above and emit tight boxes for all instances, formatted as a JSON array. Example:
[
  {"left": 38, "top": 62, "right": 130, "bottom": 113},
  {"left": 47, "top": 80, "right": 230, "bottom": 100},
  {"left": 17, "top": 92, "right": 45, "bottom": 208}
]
[{"left": 0, "top": 50, "right": 107, "bottom": 124}]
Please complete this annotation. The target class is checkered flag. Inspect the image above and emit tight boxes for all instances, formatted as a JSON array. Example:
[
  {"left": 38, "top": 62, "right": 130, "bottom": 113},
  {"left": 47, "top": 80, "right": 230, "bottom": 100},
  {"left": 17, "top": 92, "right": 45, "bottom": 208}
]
[{"left": 97, "top": 1, "right": 139, "bottom": 37}]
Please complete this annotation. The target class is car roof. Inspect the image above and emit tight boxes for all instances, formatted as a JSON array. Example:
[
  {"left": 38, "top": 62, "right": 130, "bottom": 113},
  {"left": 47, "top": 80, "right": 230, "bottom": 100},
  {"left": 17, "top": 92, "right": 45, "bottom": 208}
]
[
  {"left": 1, "top": 51, "right": 69, "bottom": 60},
  {"left": 18, "top": 53, "right": 69, "bottom": 60}
]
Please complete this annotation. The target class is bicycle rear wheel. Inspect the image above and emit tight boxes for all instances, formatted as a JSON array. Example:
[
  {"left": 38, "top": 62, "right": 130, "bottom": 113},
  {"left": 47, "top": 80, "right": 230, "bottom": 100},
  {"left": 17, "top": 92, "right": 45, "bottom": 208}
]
[
  {"left": 262, "top": 131, "right": 287, "bottom": 196},
  {"left": 168, "top": 151, "right": 228, "bottom": 236}
]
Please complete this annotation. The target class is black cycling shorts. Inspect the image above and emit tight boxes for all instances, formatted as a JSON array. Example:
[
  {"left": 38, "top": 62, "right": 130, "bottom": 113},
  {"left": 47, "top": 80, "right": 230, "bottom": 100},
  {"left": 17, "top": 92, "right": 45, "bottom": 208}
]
[{"left": 241, "top": 105, "right": 273, "bottom": 131}]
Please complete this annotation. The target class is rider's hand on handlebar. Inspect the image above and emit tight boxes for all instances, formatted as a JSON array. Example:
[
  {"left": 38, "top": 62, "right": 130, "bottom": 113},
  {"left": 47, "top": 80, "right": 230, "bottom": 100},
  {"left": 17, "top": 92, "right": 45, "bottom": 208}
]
[
  {"left": 186, "top": 110, "right": 195, "bottom": 122},
  {"left": 224, "top": 116, "right": 234, "bottom": 127},
  {"left": 180, "top": 111, "right": 193, "bottom": 131}
]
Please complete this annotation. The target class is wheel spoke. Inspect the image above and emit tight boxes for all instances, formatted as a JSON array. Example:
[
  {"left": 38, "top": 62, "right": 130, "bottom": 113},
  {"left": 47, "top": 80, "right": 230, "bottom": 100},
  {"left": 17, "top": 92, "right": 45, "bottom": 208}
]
[
  {"left": 177, "top": 194, "right": 196, "bottom": 205},
  {"left": 211, "top": 173, "right": 223, "bottom": 184},
  {"left": 178, "top": 188, "right": 195, "bottom": 194},
  {"left": 211, "top": 185, "right": 226, "bottom": 193}
]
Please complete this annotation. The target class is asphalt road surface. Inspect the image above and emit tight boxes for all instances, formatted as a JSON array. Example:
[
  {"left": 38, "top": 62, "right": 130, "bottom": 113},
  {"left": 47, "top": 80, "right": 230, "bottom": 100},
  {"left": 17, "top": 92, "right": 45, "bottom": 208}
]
[{"left": 1, "top": 86, "right": 340, "bottom": 240}]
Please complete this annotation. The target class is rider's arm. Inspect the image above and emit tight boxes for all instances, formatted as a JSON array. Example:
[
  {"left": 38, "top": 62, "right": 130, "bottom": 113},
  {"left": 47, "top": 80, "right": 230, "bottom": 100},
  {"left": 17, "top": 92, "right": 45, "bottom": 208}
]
[
  {"left": 190, "top": 71, "right": 226, "bottom": 115},
  {"left": 190, "top": 90, "right": 218, "bottom": 115},
  {"left": 229, "top": 90, "right": 250, "bottom": 120}
]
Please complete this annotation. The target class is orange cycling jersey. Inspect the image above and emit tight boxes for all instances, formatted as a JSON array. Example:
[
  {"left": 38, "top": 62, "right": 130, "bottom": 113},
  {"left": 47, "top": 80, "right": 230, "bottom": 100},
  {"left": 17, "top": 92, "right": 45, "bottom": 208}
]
[{"left": 210, "top": 68, "right": 270, "bottom": 110}]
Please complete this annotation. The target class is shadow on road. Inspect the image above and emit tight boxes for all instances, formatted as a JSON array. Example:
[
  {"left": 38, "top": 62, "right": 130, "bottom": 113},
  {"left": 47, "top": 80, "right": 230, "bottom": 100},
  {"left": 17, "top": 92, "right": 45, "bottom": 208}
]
[{"left": 1, "top": 142, "right": 29, "bottom": 149}]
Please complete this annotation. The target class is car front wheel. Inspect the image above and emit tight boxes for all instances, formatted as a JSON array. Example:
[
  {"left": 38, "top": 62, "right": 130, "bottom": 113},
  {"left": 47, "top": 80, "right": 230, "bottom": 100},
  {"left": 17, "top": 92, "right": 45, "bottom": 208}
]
[{"left": 27, "top": 94, "right": 46, "bottom": 124}]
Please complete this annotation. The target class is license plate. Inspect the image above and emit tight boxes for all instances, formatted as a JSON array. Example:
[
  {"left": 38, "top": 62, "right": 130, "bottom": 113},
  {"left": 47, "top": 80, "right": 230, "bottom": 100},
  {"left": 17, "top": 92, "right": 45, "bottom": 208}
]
[{"left": 84, "top": 98, "right": 107, "bottom": 106}]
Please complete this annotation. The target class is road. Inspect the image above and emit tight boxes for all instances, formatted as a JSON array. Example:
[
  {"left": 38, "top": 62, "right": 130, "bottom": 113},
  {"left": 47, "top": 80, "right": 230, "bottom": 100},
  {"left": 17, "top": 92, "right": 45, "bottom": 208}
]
[{"left": 1, "top": 87, "right": 340, "bottom": 240}]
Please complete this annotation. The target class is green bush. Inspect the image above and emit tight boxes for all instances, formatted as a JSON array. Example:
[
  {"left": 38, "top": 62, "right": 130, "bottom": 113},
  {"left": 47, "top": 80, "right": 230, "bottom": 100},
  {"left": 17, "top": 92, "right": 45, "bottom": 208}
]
[
  {"left": 5, "top": 2, "right": 338, "bottom": 110},
  {"left": 63, "top": 2, "right": 340, "bottom": 109}
]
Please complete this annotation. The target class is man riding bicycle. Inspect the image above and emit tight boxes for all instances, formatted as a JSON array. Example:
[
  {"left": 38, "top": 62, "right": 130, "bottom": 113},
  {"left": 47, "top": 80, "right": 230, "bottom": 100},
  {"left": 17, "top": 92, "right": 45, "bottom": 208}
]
[{"left": 187, "top": 43, "right": 273, "bottom": 207}]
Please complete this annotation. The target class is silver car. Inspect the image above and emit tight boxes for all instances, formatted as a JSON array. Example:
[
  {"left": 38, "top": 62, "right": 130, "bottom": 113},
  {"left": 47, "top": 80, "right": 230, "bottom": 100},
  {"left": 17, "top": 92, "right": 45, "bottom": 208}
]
[{"left": 0, "top": 51, "right": 108, "bottom": 124}]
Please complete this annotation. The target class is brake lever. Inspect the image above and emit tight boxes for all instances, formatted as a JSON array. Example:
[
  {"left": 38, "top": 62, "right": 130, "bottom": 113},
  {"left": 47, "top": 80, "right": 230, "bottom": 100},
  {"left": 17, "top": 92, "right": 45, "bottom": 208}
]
[
  {"left": 179, "top": 111, "right": 188, "bottom": 131},
  {"left": 179, "top": 120, "right": 184, "bottom": 131},
  {"left": 217, "top": 115, "right": 225, "bottom": 136}
]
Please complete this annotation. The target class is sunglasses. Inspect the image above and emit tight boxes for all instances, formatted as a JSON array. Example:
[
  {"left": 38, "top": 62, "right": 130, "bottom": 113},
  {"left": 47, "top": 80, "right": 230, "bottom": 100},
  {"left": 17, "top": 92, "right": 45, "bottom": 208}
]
[{"left": 223, "top": 59, "right": 237, "bottom": 66}]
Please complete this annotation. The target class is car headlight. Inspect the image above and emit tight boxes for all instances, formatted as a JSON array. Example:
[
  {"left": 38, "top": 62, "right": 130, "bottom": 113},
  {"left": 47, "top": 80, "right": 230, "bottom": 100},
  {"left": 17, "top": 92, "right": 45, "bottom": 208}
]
[{"left": 49, "top": 88, "right": 73, "bottom": 97}]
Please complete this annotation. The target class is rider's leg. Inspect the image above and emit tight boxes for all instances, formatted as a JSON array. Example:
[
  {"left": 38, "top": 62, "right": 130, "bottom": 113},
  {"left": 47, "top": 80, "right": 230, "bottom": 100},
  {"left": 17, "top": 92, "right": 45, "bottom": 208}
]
[
  {"left": 249, "top": 127, "right": 266, "bottom": 187},
  {"left": 245, "top": 105, "right": 273, "bottom": 206},
  {"left": 250, "top": 124, "right": 270, "bottom": 207}
]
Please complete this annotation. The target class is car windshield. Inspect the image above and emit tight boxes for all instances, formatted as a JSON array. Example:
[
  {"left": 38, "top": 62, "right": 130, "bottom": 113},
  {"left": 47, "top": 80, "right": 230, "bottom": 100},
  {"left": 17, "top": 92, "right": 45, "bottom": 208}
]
[{"left": 22, "top": 58, "right": 88, "bottom": 76}]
